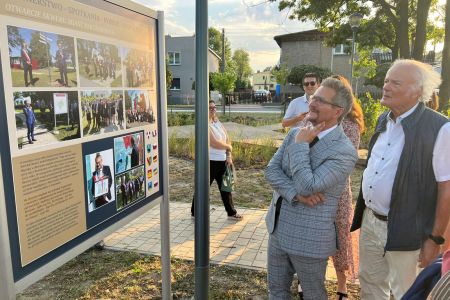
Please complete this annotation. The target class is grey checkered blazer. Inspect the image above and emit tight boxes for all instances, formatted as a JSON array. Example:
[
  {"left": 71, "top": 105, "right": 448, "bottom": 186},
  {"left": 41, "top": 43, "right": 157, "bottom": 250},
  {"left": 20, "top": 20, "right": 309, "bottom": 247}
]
[{"left": 265, "top": 125, "right": 358, "bottom": 258}]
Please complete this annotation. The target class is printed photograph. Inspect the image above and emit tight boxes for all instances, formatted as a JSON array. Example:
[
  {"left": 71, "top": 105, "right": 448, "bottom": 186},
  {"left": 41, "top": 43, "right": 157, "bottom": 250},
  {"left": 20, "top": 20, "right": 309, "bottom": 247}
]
[
  {"left": 8, "top": 26, "right": 77, "bottom": 87},
  {"left": 80, "top": 90, "right": 124, "bottom": 136},
  {"left": 122, "top": 48, "right": 155, "bottom": 88},
  {"left": 115, "top": 166, "right": 145, "bottom": 210},
  {"left": 113, "top": 132, "right": 144, "bottom": 174},
  {"left": 85, "top": 149, "right": 115, "bottom": 212},
  {"left": 14, "top": 91, "right": 80, "bottom": 149},
  {"left": 125, "top": 90, "right": 156, "bottom": 128},
  {"left": 77, "top": 38, "right": 122, "bottom": 87}
]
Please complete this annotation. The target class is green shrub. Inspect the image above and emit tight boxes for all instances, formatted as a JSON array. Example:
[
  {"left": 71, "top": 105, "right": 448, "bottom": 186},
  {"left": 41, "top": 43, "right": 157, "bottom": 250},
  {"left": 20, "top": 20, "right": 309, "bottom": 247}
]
[
  {"left": 287, "top": 65, "right": 332, "bottom": 85},
  {"left": 358, "top": 92, "right": 385, "bottom": 149}
]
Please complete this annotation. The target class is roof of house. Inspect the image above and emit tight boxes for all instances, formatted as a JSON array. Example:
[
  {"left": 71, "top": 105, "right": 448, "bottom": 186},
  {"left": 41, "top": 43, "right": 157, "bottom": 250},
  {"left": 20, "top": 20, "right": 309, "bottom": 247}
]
[
  {"left": 274, "top": 29, "right": 329, "bottom": 47},
  {"left": 165, "top": 35, "right": 221, "bottom": 60}
]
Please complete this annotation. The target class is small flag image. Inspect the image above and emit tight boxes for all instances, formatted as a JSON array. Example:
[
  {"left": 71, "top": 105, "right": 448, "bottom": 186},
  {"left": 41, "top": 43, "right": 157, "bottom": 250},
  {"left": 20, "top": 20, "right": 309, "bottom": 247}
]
[
  {"left": 154, "top": 180, "right": 159, "bottom": 187},
  {"left": 153, "top": 155, "right": 158, "bottom": 162},
  {"left": 153, "top": 144, "right": 158, "bottom": 150},
  {"left": 146, "top": 157, "right": 151, "bottom": 166},
  {"left": 153, "top": 168, "right": 158, "bottom": 175},
  {"left": 148, "top": 181, "right": 153, "bottom": 189},
  {"left": 146, "top": 144, "right": 152, "bottom": 153},
  {"left": 152, "top": 130, "right": 157, "bottom": 137},
  {"left": 147, "top": 169, "right": 153, "bottom": 179}
]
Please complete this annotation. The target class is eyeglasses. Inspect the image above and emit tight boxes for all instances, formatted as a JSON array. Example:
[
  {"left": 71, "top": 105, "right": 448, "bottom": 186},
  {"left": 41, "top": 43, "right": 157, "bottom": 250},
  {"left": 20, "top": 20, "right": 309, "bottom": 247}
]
[
  {"left": 310, "top": 96, "right": 343, "bottom": 108},
  {"left": 209, "top": 106, "right": 216, "bottom": 111},
  {"left": 303, "top": 81, "right": 316, "bottom": 87}
]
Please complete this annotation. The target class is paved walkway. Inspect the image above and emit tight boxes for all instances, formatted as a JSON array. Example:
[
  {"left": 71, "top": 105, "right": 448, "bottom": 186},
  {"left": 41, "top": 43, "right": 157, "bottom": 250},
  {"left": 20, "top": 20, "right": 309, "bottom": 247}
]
[{"left": 104, "top": 202, "right": 339, "bottom": 281}]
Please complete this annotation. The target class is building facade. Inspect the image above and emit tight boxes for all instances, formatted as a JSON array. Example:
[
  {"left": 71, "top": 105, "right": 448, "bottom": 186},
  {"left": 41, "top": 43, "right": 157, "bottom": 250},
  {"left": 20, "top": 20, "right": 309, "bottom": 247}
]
[
  {"left": 251, "top": 70, "right": 277, "bottom": 92},
  {"left": 165, "top": 35, "right": 221, "bottom": 105}
]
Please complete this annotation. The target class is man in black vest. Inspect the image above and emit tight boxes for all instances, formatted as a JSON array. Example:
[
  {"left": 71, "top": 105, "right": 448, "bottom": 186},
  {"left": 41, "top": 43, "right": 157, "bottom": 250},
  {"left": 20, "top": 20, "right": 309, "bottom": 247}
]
[{"left": 351, "top": 59, "right": 450, "bottom": 300}]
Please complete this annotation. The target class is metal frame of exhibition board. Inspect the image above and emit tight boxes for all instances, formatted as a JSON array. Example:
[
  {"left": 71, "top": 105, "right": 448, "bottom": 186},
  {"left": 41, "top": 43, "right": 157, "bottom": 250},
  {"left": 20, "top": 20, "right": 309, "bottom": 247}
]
[{"left": 0, "top": 1, "right": 171, "bottom": 299}]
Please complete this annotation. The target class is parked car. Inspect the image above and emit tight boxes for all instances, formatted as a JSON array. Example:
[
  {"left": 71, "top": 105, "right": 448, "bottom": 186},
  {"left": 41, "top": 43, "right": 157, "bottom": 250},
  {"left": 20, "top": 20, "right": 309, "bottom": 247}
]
[{"left": 253, "top": 89, "right": 271, "bottom": 102}]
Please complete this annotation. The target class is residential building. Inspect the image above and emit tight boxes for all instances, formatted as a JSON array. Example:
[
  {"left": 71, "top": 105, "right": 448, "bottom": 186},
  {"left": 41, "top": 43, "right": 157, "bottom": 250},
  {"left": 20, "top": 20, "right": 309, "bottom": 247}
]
[
  {"left": 251, "top": 70, "right": 277, "bottom": 92},
  {"left": 274, "top": 29, "right": 351, "bottom": 94},
  {"left": 165, "top": 35, "right": 221, "bottom": 104}
]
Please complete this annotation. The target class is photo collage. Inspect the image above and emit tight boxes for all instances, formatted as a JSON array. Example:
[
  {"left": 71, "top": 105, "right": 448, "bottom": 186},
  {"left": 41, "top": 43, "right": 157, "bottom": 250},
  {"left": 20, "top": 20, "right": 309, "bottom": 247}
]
[{"left": 7, "top": 25, "right": 160, "bottom": 213}]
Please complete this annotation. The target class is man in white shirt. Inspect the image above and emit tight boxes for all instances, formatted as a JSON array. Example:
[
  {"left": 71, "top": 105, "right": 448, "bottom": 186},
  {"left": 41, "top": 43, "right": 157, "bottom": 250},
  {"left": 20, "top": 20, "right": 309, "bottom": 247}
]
[
  {"left": 351, "top": 59, "right": 450, "bottom": 300},
  {"left": 282, "top": 72, "right": 321, "bottom": 128}
]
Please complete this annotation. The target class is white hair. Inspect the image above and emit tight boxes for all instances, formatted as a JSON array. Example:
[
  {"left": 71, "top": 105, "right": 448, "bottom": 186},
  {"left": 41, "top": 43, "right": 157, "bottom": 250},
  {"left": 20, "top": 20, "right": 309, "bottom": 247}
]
[{"left": 391, "top": 59, "right": 441, "bottom": 102}]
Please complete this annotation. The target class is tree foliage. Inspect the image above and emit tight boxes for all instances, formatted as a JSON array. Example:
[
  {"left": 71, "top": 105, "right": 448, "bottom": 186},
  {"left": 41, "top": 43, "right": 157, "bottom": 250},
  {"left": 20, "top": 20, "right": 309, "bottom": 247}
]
[
  {"left": 287, "top": 65, "right": 332, "bottom": 85},
  {"left": 210, "top": 72, "right": 236, "bottom": 97},
  {"left": 271, "top": 64, "right": 289, "bottom": 86},
  {"left": 7, "top": 26, "right": 22, "bottom": 55},
  {"left": 232, "top": 49, "right": 252, "bottom": 87},
  {"left": 166, "top": 58, "right": 172, "bottom": 90},
  {"left": 209, "top": 27, "right": 233, "bottom": 72}
]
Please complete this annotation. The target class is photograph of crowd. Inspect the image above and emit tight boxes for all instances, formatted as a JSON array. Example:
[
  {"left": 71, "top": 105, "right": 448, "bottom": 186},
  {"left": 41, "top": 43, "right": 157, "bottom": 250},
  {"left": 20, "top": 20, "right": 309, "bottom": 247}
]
[
  {"left": 14, "top": 91, "right": 80, "bottom": 149},
  {"left": 81, "top": 90, "right": 124, "bottom": 136},
  {"left": 77, "top": 38, "right": 122, "bottom": 87},
  {"left": 125, "top": 90, "right": 156, "bottom": 128},
  {"left": 122, "top": 48, "right": 155, "bottom": 88},
  {"left": 8, "top": 26, "right": 77, "bottom": 88},
  {"left": 85, "top": 149, "right": 115, "bottom": 212},
  {"left": 115, "top": 166, "right": 145, "bottom": 210},
  {"left": 113, "top": 132, "right": 144, "bottom": 174}
]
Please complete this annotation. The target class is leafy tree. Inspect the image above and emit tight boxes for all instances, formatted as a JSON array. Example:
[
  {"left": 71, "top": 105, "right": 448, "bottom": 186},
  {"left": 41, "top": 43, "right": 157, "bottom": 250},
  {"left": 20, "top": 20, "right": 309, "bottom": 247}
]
[
  {"left": 232, "top": 49, "right": 252, "bottom": 89},
  {"left": 209, "top": 27, "right": 233, "bottom": 72},
  {"left": 287, "top": 65, "right": 332, "bottom": 85},
  {"left": 364, "top": 63, "right": 391, "bottom": 88},
  {"left": 440, "top": 0, "right": 450, "bottom": 110},
  {"left": 30, "top": 31, "right": 51, "bottom": 68},
  {"left": 7, "top": 26, "right": 22, "bottom": 55},
  {"left": 166, "top": 58, "right": 172, "bottom": 90},
  {"left": 210, "top": 71, "right": 236, "bottom": 108},
  {"left": 272, "top": 64, "right": 290, "bottom": 101}
]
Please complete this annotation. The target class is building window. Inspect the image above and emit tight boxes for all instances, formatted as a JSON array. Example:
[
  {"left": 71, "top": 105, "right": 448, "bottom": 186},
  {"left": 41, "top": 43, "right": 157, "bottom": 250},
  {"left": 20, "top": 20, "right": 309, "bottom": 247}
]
[
  {"left": 168, "top": 52, "right": 181, "bottom": 65},
  {"left": 170, "top": 78, "right": 180, "bottom": 90},
  {"left": 333, "top": 44, "right": 350, "bottom": 55}
]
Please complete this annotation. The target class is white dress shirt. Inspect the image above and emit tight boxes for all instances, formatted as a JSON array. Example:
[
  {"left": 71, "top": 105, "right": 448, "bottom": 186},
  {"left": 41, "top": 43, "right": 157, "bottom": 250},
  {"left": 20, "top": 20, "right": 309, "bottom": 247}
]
[
  {"left": 363, "top": 103, "right": 450, "bottom": 216},
  {"left": 283, "top": 94, "right": 309, "bottom": 128}
]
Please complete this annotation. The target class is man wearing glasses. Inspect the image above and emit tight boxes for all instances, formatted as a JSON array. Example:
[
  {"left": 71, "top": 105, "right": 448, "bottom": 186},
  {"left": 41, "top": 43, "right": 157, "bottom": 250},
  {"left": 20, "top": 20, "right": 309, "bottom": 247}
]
[
  {"left": 265, "top": 77, "right": 358, "bottom": 299},
  {"left": 282, "top": 72, "right": 321, "bottom": 129}
]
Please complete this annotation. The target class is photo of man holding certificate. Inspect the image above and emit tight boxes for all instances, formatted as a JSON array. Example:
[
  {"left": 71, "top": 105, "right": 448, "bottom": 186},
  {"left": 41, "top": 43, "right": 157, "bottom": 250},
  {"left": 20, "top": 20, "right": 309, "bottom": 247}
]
[{"left": 89, "top": 152, "right": 114, "bottom": 210}]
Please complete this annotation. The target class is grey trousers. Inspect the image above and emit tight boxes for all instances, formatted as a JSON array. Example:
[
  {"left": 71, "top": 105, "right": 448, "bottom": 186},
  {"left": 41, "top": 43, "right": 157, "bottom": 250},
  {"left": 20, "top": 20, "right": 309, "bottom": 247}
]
[{"left": 268, "top": 232, "right": 328, "bottom": 300}]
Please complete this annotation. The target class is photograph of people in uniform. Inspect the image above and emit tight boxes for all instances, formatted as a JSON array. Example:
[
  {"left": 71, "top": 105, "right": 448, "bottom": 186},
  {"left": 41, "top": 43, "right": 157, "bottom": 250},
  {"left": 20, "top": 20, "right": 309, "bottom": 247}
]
[
  {"left": 115, "top": 166, "right": 145, "bottom": 210},
  {"left": 14, "top": 91, "right": 81, "bottom": 149},
  {"left": 77, "top": 39, "right": 122, "bottom": 88},
  {"left": 85, "top": 149, "right": 115, "bottom": 212},
  {"left": 113, "top": 132, "right": 144, "bottom": 174},
  {"left": 81, "top": 90, "right": 124, "bottom": 136},
  {"left": 7, "top": 26, "right": 77, "bottom": 87},
  {"left": 122, "top": 48, "right": 155, "bottom": 88},
  {"left": 125, "top": 90, "right": 156, "bottom": 128}
]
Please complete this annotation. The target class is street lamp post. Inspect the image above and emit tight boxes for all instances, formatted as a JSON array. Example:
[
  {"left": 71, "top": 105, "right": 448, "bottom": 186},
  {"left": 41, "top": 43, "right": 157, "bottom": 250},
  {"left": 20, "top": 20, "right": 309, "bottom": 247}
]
[{"left": 349, "top": 12, "right": 363, "bottom": 90}]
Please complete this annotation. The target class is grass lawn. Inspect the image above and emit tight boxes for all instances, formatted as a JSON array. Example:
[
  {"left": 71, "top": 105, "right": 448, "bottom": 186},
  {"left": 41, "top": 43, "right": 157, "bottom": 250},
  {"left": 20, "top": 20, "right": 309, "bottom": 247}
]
[
  {"left": 168, "top": 111, "right": 283, "bottom": 127},
  {"left": 11, "top": 68, "right": 77, "bottom": 87},
  {"left": 18, "top": 249, "right": 361, "bottom": 299}
]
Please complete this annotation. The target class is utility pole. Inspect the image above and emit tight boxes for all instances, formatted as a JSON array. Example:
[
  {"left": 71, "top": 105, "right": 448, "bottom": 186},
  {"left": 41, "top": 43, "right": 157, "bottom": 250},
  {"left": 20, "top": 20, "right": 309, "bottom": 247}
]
[{"left": 222, "top": 28, "right": 226, "bottom": 115}]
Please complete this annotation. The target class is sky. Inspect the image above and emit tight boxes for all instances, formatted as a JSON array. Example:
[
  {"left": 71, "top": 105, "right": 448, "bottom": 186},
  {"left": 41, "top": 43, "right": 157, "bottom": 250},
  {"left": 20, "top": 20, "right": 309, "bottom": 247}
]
[{"left": 132, "top": 0, "right": 314, "bottom": 73}]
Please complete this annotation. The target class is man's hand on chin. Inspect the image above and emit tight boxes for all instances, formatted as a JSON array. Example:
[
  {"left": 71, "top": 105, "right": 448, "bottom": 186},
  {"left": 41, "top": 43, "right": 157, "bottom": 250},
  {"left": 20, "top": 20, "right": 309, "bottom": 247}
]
[
  {"left": 418, "top": 239, "right": 441, "bottom": 268},
  {"left": 295, "top": 122, "right": 325, "bottom": 143}
]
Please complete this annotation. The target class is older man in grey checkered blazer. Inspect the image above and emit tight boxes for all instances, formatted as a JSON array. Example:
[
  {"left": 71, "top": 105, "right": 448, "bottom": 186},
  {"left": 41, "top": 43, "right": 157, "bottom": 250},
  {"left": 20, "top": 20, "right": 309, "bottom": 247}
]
[{"left": 265, "top": 77, "right": 359, "bottom": 299}]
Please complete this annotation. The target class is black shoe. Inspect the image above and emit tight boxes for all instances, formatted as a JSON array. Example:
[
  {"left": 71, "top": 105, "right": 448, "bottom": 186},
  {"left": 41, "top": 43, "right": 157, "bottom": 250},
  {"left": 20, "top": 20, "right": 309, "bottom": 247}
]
[
  {"left": 29, "top": 141, "right": 33, "bottom": 144},
  {"left": 32, "top": 138, "right": 37, "bottom": 141},
  {"left": 94, "top": 241, "right": 105, "bottom": 250}
]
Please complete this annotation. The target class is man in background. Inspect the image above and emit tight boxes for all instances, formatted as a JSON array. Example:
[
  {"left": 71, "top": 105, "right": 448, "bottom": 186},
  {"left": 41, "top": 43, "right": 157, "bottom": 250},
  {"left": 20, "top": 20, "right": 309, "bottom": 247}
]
[
  {"left": 21, "top": 42, "right": 34, "bottom": 87},
  {"left": 23, "top": 100, "right": 36, "bottom": 144},
  {"left": 91, "top": 153, "right": 113, "bottom": 209},
  {"left": 282, "top": 72, "right": 321, "bottom": 129}
]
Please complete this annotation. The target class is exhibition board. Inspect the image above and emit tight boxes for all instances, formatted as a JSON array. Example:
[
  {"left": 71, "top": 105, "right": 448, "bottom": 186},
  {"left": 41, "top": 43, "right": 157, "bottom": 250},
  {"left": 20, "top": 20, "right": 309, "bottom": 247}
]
[{"left": 0, "top": 0, "right": 170, "bottom": 296}]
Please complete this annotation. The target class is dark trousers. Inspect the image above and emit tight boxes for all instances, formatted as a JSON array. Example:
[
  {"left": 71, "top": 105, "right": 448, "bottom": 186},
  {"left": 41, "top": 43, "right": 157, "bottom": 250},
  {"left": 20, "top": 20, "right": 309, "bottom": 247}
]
[
  {"left": 191, "top": 160, "right": 237, "bottom": 217},
  {"left": 26, "top": 123, "right": 34, "bottom": 141},
  {"left": 23, "top": 64, "right": 33, "bottom": 86},
  {"left": 59, "top": 65, "right": 68, "bottom": 86}
]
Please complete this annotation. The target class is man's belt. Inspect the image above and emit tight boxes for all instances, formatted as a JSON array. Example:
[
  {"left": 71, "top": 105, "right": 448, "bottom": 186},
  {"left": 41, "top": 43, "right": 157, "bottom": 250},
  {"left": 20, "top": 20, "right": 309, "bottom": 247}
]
[{"left": 370, "top": 208, "right": 388, "bottom": 222}]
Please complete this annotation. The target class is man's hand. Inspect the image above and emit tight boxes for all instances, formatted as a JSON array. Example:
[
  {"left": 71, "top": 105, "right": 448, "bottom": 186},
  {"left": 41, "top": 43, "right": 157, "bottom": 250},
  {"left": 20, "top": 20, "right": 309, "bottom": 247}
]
[
  {"left": 296, "top": 193, "right": 325, "bottom": 207},
  {"left": 226, "top": 157, "right": 233, "bottom": 166},
  {"left": 296, "top": 112, "right": 308, "bottom": 123},
  {"left": 295, "top": 122, "right": 325, "bottom": 143},
  {"left": 418, "top": 239, "right": 441, "bottom": 268}
]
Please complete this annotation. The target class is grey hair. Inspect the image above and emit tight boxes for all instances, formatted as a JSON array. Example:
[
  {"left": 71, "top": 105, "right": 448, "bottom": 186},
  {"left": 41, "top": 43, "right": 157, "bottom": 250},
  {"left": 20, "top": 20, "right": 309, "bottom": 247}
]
[
  {"left": 391, "top": 59, "right": 441, "bottom": 102},
  {"left": 320, "top": 77, "right": 353, "bottom": 122}
]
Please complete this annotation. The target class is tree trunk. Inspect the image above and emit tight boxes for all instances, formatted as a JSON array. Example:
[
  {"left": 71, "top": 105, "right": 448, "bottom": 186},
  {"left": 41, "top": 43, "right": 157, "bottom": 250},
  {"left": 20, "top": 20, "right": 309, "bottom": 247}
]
[
  {"left": 439, "top": 0, "right": 450, "bottom": 112},
  {"left": 398, "top": 0, "right": 411, "bottom": 58},
  {"left": 413, "top": 0, "right": 432, "bottom": 60}
]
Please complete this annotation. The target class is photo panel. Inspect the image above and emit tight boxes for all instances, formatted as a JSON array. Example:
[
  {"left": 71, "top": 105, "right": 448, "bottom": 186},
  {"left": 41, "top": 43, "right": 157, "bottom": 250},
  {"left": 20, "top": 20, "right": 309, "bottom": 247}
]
[
  {"left": 122, "top": 48, "right": 155, "bottom": 88},
  {"left": 84, "top": 149, "right": 116, "bottom": 213},
  {"left": 77, "top": 38, "right": 122, "bottom": 88},
  {"left": 14, "top": 91, "right": 80, "bottom": 149},
  {"left": 80, "top": 90, "right": 125, "bottom": 136},
  {"left": 115, "top": 165, "right": 145, "bottom": 210},
  {"left": 144, "top": 128, "right": 160, "bottom": 196},
  {"left": 125, "top": 90, "right": 156, "bottom": 128},
  {"left": 113, "top": 132, "right": 145, "bottom": 174},
  {"left": 7, "top": 26, "right": 77, "bottom": 88}
]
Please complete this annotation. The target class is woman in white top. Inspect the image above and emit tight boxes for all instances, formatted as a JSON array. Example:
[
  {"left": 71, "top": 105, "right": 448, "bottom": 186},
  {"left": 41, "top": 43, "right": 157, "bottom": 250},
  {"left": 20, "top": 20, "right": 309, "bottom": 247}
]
[{"left": 191, "top": 100, "right": 242, "bottom": 219}]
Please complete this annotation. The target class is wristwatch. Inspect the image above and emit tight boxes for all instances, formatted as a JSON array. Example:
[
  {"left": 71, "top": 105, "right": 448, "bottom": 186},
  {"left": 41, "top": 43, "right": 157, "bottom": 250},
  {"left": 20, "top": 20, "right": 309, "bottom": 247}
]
[{"left": 428, "top": 234, "right": 445, "bottom": 245}]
